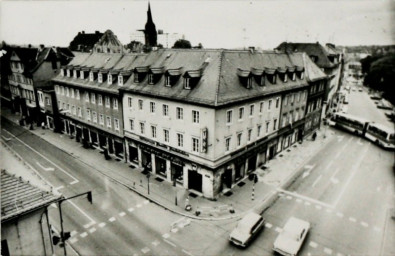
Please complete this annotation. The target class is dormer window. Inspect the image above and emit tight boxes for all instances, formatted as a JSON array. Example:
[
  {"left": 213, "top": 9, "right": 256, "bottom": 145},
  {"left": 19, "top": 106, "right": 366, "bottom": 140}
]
[
  {"left": 184, "top": 78, "right": 191, "bottom": 90},
  {"left": 164, "top": 68, "right": 182, "bottom": 87},
  {"left": 148, "top": 74, "right": 154, "bottom": 84},
  {"left": 237, "top": 68, "right": 252, "bottom": 89},
  {"left": 80, "top": 71, "right": 84, "bottom": 79},
  {"left": 67, "top": 69, "right": 71, "bottom": 77},
  {"left": 133, "top": 66, "right": 149, "bottom": 83},
  {"left": 89, "top": 71, "right": 94, "bottom": 82},
  {"left": 118, "top": 75, "right": 123, "bottom": 86},
  {"left": 73, "top": 70, "right": 77, "bottom": 79},
  {"left": 165, "top": 76, "right": 171, "bottom": 87},
  {"left": 108, "top": 74, "right": 112, "bottom": 85},
  {"left": 183, "top": 70, "right": 202, "bottom": 90},
  {"left": 283, "top": 74, "right": 288, "bottom": 83},
  {"left": 292, "top": 73, "right": 296, "bottom": 81},
  {"left": 61, "top": 69, "right": 65, "bottom": 76},
  {"left": 98, "top": 73, "right": 103, "bottom": 83},
  {"left": 300, "top": 71, "right": 304, "bottom": 79}
]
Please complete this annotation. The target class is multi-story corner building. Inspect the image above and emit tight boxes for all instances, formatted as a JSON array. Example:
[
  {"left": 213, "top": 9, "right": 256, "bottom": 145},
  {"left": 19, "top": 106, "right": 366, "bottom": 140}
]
[
  {"left": 7, "top": 46, "right": 64, "bottom": 126},
  {"left": 275, "top": 42, "right": 343, "bottom": 115},
  {"left": 118, "top": 48, "right": 326, "bottom": 199}
]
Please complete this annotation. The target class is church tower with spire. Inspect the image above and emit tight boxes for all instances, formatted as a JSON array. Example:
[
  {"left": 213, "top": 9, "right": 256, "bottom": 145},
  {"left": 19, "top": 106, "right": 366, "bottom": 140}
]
[{"left": 144, "top": 2, "right": 157, "bottom": 49}]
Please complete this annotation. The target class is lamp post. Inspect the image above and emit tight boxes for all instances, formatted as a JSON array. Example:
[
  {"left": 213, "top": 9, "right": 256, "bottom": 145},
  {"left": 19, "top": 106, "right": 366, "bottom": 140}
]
[
  {"left": 146, "top": 173, "right": 150, "bottom": 195},
  {"left": 58, "top": 191, "right": 92, "bottom": 256}
]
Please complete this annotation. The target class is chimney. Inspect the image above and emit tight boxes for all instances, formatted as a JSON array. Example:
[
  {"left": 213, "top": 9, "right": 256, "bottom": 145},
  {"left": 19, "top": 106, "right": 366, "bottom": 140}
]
[
  {"left": 95, "top": 31, "right": 100, "bottom": 35},
  {"left": 248, "top": 46, "right": 255, "bottom": 54},
  {"left": 28, "top": 44, "right": 32, "bottom": 48},
  {"left": 82, "top": 31, "right": 85, "bottom": 34}
]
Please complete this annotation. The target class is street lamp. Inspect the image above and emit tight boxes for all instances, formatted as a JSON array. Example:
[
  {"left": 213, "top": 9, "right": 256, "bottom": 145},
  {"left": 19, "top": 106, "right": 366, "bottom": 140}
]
[
  {"left": 146, "top": 173, "right": 150, "bottom": 195},
  {"left": 58, "top": 191, "right": 92, "bottom": 256}
]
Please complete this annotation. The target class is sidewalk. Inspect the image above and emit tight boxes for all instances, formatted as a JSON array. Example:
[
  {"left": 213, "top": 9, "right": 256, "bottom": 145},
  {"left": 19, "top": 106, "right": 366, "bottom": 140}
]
[{"left": 1, "top": 106, "right": 334, "bottom": 221}]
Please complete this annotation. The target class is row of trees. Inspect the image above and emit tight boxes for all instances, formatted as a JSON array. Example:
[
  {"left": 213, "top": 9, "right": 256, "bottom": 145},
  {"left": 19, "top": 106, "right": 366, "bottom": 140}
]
[
  {"left": 361, "top": 54, "right": 395, "bottom": 105},
  {"left": 125, "top": 39, "right": 202, "bottom": 52}
]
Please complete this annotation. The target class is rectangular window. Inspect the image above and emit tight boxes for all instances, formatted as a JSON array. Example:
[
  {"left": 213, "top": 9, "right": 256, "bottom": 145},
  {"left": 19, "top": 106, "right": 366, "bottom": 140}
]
[
  {"left": 98, "top": 95, "right": 102, "bottom": 105},
  {"left": 290, "top": 94, "right": 294, "bottom": 103},
  {"left": 150, "top": 102, "right": 155, "bottom": 113},
  {"left": 89, "top": 72, "right": 94, "bottom": 81},
  {"left": 71, "top": 106, "right": 76, "bottom": 115},
  {"left": 248, "top": 129, "right": 252, "bottom": 141},
  {"left": 114, "top": 119, "right": 120, "bottom": 131},
  {"left": 93, "top": 112, "right": 97, "bottom": 123},
  {"left": 78, "top": 107, "right": 82, "bottom": 117},
  {"left": 105, "top": 96, "right": 110, "bottom": 108},
  {"left": 176, "top": 107, "right": 183, "bottom": 120},
  {"left": 80, "top": 70, "right": 84, "bottom": 79},
  {"left": 118, "top": 75, "right": 123, "bottom": 86},
  {"left": 274, "top": 119, "right": 278, "bottom": 130},
  {"left": 237, "top": 133, "right": 242, "bottom": 146},
  {"left": 257, "top": 125, "right": 261, "bottom": 137},
  {"left": 87, "top": 109, "right": 91, "bottom": 121},
  {"left": 71, "top": 88, "right": 74, "bottom": 98},
  {"left": 276, "top": 97, "right": 280, "bottom": 108},
  {"left": 128, "top": 97, "right": 132, "bottom": 108},
  {"left": 85, "top": 92, "right": 89, "bottom": 102},
  {"left": 268, "top": 100, "right": 272, "bottom": 110},
  {"left": 284, "top": 95, "right": 288, "bottom": 106},
  {"left": 66, "top": 87, "right": 69, "bottom": 97},
  {"left": 140, "top": 122, "right": 145, "bottom": 134},
  {"left": 259, "top": 102, "right": 264, "bottom": 113},
  {"left": 151, "top": 126, "right": 157, "bottom": 138},
  {"left": 249, "top": 104, "right": 254, "bottom": 116},
  {"left": 239, "top": 107, "right": 244, "bottom": 119},
  {"left": 129, "top": 119, "right": 134, "bottom": 130},
  {"left": 106, "top": 116, "right": 111, "bottom": 128},
  {"left": 164, "top": 129, "right": 169, "bottom": 142},
  {"left": 192, "top": 110, "right": 199, "bottom": 123},
  {"left": 76, "top": 89, "right": 80, "bottom": 99},
  {"left": 99, "top": 114, "right": 104, "bottom": 125},
  {"left": 91, "top": 93, "right": 96, "bottom": 104},
  {"left": 226, "top": 110, "right": 233, "bottom": 124},
  {"left": 177, "top": 133, "right": 184, "bottom": 147},
  {"left": 98, "top": 73, "right": 103, "bottom": 83},
  {"left": 113, "top": 98, "right": 118, "bottom": 110},
  {"left": 139, "top": 99, "right": 143, "bottom": 110},
  {"left": 163, "top": 104, "right": 169, "bottom": 116},
  {"left": 225, "top": 137, "right": 231, "bottom": 152},
  {"left": 266, "top": 122, "right": 270, "bottom": 133},
  {"left": 192, "top": 138, "right": 199, "bottom": 152}
]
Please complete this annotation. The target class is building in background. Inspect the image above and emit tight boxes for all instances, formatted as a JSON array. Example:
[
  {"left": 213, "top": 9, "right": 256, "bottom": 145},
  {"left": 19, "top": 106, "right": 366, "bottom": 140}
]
[
  {"left": 69, "top": 31, "right": 104, "bottom": 53},
  {"left": 1, "top": 170, "right": 61, "bottom": 256},
  {"left": 93, "top": 30, "right": 125, "bottom": 54},
  {"left": 157, "top": 30, "right": 185, "bottom": 49}
]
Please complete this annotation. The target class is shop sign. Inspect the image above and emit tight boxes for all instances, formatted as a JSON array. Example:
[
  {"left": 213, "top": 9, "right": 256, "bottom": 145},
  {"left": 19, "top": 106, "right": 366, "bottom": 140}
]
[
  {"left": 201, "top": 128, "right": 208, "bottom": 153},
  {"left": 139, "top": 143, "right": 185, "bottom": 166}
]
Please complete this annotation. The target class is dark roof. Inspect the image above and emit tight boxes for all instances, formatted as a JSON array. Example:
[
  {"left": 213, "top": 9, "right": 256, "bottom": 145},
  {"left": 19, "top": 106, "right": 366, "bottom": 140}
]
[
  {"left": 54, "top": 49, "right": 327, "bottom": 106},
  {"left": 275, "top": 42, "right": 338, "bottom": 68},
  {"left": 1, "top": 170, "right": 61, "bottom": 223},
  {"left": 69, "top": 31, "right": 104, "bottom": 52}
]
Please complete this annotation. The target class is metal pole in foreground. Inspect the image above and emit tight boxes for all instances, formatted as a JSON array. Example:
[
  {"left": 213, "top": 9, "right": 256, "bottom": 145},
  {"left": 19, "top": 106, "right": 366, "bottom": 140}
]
[
  {"left": 252, "top": 183, "right": 255, "bottom": 201},
  {"left": 58, "top": 201, "right": 67, "bottom": 256}
]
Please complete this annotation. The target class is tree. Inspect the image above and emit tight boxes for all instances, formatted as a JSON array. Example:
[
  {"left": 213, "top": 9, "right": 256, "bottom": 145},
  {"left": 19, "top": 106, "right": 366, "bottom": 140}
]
[
  {"left": 172, "top": 39, "right": 192, "bottom": 49},
  {"left": 193, "top": 43, "right": 203, "bottom": 49},
  {"left": 126, "top": 40, "right": 144, "bottom": 52}
]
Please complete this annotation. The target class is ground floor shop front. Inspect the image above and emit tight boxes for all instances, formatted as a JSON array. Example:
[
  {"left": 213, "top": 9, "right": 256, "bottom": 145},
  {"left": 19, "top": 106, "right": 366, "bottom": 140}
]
[{"left": 59, "top": 116, "right": 125, "bottom": 160}]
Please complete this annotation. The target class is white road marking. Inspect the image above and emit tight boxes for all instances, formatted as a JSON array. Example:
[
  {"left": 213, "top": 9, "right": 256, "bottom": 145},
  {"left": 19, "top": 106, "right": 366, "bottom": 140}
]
[
  {"left": 275, "top": 227, "right": 283, "bottom": 233},
  {"left": 83, "top": 222, "right": 95, "bottom": 229},
  {"left": 324, "top": 247, "right": 333, "bottom": 255},
  {"left": 69, "top": 237, "right": 78, "bottom": 244},
  {"left": 1, "top": 135, "right": 12, "bottom": 141},
  {"left": 315, "top": 205, "right": 322, "bottom": 210},
  {"left": 141, "top": 247, "right": 150, "bottom": 254},
  {"left": 305, "top": 164, "right": 315, "bottom": 170},
  {"left": 136, "top": 204, "right": 142, "bottom": 208},
  {"left": 152, "top": 240, "right": 160, "bottom": 246},
  {"left": 162, "top": 233, "right": 170, "bottom": 239},
  {"left": 171, "top": 228, "right": 178, "bottom": 233},
  {"left": 164, "top": 239, "right": 177, "bottom": 247},
  {"left": 277, "top": 188, "right": 333, "bottom": 208},
  {"left": 70, "top": 230, "right": 78, "bottom": 237},
  {"left": 312, "top": 175, "right": 322, "bottom": 188},
  {"left": 349, "top": 217, "right": 357, "bottom": 222},
  {"left": 109, "top": 217, "right": 116, "bottom": 222},
  {"left": 265, "top": 223, "right": 273, "bottom": 229},
  {"left": 36, "top": 162, "right": 55, "bottom": 171},
  {"left": 336, "top": 212, "right": 344, "bottom": 218},
  {"left": 278, "top": 193, "right": 284, "bottom": 197},
  {"left": 99, "top": 222, "right": 106, "bottom": 228},
  {"left": 128, "top": 207, "right": 135, "bottom": 212},
  {"left": 182, "top": 249, "right": 194, "bottom": 256},
  {"left": 80, "top": 232, "right": 88, "bottom": 238},
  {"left": 70, "top": 180, "right": 79, "bottom": 185},
  {"left": 51, "top": 203, "right": 57, "bottom": 209},
  {"left": 89, "top": 227, "right": 96, "bottom": 233},
  {"left": 309, "top": 241, "right": 318, "bottom": 248},
  {"left": 296, "top": 198, "right": 302, "bottom": 203},
  {"left": 55, "top": 186, "right": 64, "bottom": 190},
  {"left": 3, "top": 129, "right": 79, "bottom": 183},
  {"left": 143, "top": 200, "right": 150, "bottom": 204},
  {"left": 119, "top": 212, "right": 126, "bottom": 217},
  {"left": 333, "top": 146, "right": 369, "bottom": 207},
  {"left": 286, "top": 195, "right": 292, "bottom": 200},
  {"left": 302, "top": 171, "right": 310, "bottom": 179},
  {"left": 361, "top": 222, "right": 369, "bottom": 227}
]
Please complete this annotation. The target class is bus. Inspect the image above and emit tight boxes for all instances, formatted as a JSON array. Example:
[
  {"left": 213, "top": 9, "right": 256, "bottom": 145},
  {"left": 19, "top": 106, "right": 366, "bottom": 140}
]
[
  {"left": 332, "top": 113, "right": 369, "bottom": 136},
  {"left": 364, "top": 122, "right": 395, "bottom": 149}
]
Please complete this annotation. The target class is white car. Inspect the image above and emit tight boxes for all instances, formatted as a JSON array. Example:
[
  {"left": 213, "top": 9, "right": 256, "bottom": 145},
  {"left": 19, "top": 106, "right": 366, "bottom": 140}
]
[
  {"left": 229, "top": 212, "right": 265, "bottom": 247},
  {"left": 273, "top": 217, "right": 310, "bottom": 256}
]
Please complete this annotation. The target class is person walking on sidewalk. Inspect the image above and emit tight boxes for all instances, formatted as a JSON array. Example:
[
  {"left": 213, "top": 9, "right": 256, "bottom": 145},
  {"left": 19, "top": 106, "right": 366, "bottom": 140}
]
[{"left": 312, "top": 132, "right": 317, "bottom": 141}]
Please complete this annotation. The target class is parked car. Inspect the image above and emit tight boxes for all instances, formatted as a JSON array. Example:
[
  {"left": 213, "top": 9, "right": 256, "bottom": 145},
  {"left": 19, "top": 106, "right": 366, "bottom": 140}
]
[
  {"left": 273, "top": 217, "right": 310, "bottom": 256},
  {"left": 229, "top": 212, "right": 265, "bottom": 247}
]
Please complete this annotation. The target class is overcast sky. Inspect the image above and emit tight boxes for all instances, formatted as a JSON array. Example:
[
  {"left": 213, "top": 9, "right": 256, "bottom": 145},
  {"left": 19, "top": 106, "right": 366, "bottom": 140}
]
[{"left": 1, "top": 0, "right": 394, "bottom": 50}]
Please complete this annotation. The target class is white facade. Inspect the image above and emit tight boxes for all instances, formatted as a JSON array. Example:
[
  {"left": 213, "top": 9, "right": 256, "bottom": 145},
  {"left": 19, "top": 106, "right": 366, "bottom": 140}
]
[{"left": 130, "top": 31, "right": 145, "bottom": 44}]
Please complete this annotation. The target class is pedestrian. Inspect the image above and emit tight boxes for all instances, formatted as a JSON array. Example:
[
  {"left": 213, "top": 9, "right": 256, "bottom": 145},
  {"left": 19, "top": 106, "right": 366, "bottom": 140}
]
[{"left": 312, "top": 132, "right": 317, "bottom": 141}]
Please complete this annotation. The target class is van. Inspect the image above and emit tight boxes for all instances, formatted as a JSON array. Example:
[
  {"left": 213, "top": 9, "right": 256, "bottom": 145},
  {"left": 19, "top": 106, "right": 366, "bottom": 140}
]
[{"left": 229, "top": 212, "right": 265, "bottom": 247}]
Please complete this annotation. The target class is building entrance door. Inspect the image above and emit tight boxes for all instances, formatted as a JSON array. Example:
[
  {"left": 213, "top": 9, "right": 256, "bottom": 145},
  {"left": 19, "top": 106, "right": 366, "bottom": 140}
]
[
  {"left": 155, "top": 157, "right": 167, "bottom": 177},
  {"left": 268, "top": 145, "right": 276, "bottom": 160},
  {"left": 247, "top": 156, "right": 257, "bottom": 173},
  {"left": 222, "top": 167, "right": 232, "bottom": 189},
  {"left": 129, "top": 146, "right": 138, "bottom": 163},
  {"left": 188, "top": 170, "right": 202, "bottom": 193},
  {"left": 235, "top": 162, "right": 244, "bottom": 181},
  {"left": 114, "top": 141, "right": 123, "bottom": 157}
]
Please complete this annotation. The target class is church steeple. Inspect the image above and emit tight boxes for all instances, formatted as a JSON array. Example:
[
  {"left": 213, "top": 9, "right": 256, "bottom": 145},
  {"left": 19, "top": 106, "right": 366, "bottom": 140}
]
[{"left": 144, "top": 2, "right": 157, "bottom": 48}]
